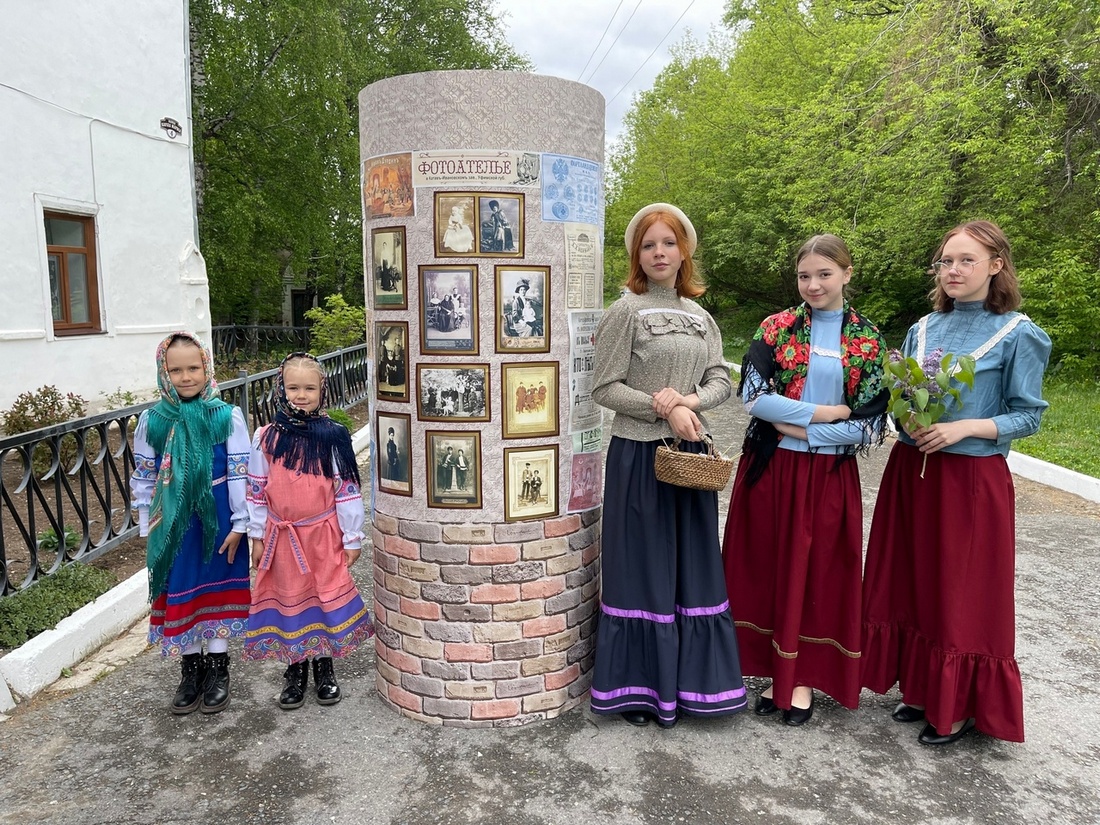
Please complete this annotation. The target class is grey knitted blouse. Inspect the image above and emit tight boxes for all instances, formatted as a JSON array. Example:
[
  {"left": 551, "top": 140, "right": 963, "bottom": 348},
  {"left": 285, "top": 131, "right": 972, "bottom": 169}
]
[{"left": 592, "top": 283, "right": 731, "bottom": 442}]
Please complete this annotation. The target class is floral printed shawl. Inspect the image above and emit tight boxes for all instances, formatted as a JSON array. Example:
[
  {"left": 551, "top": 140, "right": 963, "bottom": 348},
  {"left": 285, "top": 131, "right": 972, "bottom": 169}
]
[{"left": 738, "top": 303, "right": 888, "bottom": 487}]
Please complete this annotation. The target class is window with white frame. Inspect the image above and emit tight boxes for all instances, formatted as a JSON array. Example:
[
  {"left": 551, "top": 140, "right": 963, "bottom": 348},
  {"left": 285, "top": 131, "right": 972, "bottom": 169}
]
[{"left": 44, "top": 211, "right": 101, "bottom": 334}]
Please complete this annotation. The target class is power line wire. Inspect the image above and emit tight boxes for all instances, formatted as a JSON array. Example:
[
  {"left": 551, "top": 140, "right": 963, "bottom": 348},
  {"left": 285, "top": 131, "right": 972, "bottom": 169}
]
[
  {"left": 576, "top": 0, "right": 627, "bottom": 81},
  {"left": 581, "top": 0, "right": 645, "bottom": 85},
  {"left": 606, "top": 0, "right": 697, "bottom": 105}
]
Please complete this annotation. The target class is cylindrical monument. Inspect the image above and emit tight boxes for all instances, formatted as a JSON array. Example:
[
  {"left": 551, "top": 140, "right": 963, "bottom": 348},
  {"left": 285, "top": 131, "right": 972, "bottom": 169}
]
[{"left": 360, "top": 70, "right": 606, "bottom": 726}]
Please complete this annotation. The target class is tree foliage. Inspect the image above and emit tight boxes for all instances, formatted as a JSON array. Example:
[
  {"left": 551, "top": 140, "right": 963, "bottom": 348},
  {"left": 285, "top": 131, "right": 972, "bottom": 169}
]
[
  {"left": 190, "top": 0, "right": 530, "bottom": 323},
  {"left": 609, "top": 0, "right": 1100, "bottom": 372}
]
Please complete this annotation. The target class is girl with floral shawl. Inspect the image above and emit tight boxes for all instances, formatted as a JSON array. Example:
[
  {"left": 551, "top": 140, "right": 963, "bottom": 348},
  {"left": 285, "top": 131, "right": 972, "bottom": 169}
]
[
  {"left": 130, "top": 332, "right": 251, "bottom": 715},
  {"left": 722, "top": 235, "right": 888, "bottom": 725}
]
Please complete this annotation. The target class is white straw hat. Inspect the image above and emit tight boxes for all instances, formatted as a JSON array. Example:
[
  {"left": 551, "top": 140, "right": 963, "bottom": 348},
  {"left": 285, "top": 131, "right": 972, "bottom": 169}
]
[{"left": 624, "top": 203, "right": 697, "bottom": 255}]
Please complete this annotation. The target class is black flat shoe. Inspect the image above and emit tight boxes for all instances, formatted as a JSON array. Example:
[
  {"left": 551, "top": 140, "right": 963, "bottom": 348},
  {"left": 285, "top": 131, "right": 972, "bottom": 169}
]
[
  {"left": 783, "top": 692, "right": 814, "bottom": 727},
  {"left": 918, "top": 718, "right": 976, "bottom": 746},
  {"left": 892, "top": 702, "right": 926, "bottom": 723},
  {"left": 621, "top": 711, "right": 651, "bottom": 727},
  {"left": 754, "top": 694, "right": 779, "bottom": 716}
]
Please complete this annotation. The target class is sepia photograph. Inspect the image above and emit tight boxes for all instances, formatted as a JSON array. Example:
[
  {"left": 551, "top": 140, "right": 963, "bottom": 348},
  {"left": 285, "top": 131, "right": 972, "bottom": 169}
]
[
  {"left": 419, "top": 265, "right": 478, "bottom": 354},
  {"left": 376, "top": 321, "right": 409, "bottom": 402},
  {"left": 416, "top": 363, "right": 489, "bottom": 422},
  {"left": 504, "top": 445, "right": 558, "bottom": 522},
  {"left": 501, "top": 361, "right": 559, "bottom": 439},
  {"left": 434, "top": 192, "right": 478, "bottom": 256},
  {"left": 371, "top": 226, "right": 407, "bottom": 308},
  {"left": 566, "top": 451, "right": 603, "bottom": 513},
  {"left": 425, "top": 430, "right": 482, "bottom": 509},
  {"left": 377, "top": 412, "right": 412, "bottom": 496},
  {"left": 495, "top": 265, "right": 549, "bottom": 353},
  {"left": 476, "top": 193, "right": 524, "bottom": 256}
]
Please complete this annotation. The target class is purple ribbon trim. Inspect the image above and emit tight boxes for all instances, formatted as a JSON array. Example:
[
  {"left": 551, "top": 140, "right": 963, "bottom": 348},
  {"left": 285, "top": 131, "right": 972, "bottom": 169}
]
[{"left": 600, "top": 604, "right": 675, "bottom": 624}]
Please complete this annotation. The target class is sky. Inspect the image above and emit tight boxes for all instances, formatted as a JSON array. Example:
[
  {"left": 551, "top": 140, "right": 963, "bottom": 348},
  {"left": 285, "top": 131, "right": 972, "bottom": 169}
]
[{"left": 492, "top": 0, "right": 731, "bottom": 147}]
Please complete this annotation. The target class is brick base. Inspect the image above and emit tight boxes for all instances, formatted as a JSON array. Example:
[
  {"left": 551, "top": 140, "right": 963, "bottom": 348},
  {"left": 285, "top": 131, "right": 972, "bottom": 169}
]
[{"left": 372, "top": 509, "right": 600, "bottom": 726}]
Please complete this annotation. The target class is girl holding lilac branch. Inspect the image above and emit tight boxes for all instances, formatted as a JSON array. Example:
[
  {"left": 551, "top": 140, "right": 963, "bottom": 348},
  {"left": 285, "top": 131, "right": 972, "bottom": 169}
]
[
  {"left": 861, "top": 220, "right": 1051, "bottom": 745},
  {"left": 722, "top": 234, "right": 889, "bottom": 726}
]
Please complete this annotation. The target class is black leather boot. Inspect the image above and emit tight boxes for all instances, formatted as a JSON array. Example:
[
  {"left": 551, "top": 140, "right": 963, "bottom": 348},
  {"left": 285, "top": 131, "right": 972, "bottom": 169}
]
[
  {"left": 312, "top": 656, "right": 341, "bottom": 705},
  {"left": 200, "top": 651, "right": 231, "bottom": 714},
  {"left": 279, "top": 660, "right": 309, "bottom": 710},
  {"left": 171, "top": 653, "right": 205, "bottom": 715}
]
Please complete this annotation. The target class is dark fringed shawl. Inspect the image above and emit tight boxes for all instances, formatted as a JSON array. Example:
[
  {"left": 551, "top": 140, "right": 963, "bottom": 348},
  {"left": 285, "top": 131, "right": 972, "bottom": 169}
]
[
  {"left": 260, "top": 352, "right": 361, "bottom": 484},
  {"left": 738, "top": 303, "right": 889, "bottom": 488}
]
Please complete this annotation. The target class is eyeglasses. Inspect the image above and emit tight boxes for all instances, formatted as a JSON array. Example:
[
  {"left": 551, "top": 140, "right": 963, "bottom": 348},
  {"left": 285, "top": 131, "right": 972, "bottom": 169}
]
[{"left": 932, "top": 257, "right": 995, "bottom": 276}]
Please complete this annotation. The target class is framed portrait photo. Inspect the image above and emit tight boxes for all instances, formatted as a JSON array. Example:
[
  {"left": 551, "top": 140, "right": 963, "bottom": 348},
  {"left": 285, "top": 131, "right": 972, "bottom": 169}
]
[
  {"left": 495, "top": 265, "right": 549, "bottom": 353},
  {"left": 416, "top": 363, "right": 490, "bottom": 422},
  {"left": 371, "top": 226, "right": 407, "bottom": 308},
  {"left": 434, "top": 192, "right": 478, "bottom": 257},
  {"left": 501, "top": 361, "right": 559, "bottom": 439},
  {"left": 425, "top": 430, "right": 482, "bottom": 509},
  {"left": 376, "top": 321, "right": 409, "bottom": 402},
  {"left": 476, "top": 193, "right": 524, "bottom": 257},
  {"left": 504, "top": 445, "right": 558, "bottom": 522},
  {"left": 419, "top": 265, "right": 478, "bottom": 355},
  {"left": 377, "top": 412, "right": 412, "bottom": 497}
]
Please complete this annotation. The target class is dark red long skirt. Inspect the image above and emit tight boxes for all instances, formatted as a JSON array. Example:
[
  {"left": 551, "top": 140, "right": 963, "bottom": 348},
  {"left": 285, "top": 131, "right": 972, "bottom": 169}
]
[
  {"left": 861, "top": 441, "right": 1024, "bottom": 742},
  {"left": 722, "top": 448, "right": 864, "bottom": 709}
]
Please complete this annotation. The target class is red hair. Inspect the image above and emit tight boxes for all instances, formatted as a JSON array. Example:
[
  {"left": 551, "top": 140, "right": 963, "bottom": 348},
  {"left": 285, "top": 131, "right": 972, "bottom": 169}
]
[{"left": 626, "top": 211, "right": 705, "bottom": 298}]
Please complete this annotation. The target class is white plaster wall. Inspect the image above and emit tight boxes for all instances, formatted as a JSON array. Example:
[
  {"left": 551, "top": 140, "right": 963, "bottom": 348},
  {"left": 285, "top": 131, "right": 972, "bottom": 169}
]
[{"left": 0, "top": 1, "right": 209, "bottom": 411}]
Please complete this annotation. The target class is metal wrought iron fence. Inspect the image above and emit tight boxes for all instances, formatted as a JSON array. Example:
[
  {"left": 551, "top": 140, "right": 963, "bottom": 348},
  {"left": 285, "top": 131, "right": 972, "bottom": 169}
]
[
  {"left": 210, "top": 325, "right": 311, "bottom": 366},
  {"left": 0, "top": 343, "right": 369, "bottom": 596}
]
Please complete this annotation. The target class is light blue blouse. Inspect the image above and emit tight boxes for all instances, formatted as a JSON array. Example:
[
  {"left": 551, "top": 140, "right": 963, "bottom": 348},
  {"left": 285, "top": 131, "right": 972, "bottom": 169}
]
[
  {"left": 895, "top": 301, "right": 1051, "bottom": 457},
  {"left": 743, "top": 308, "right": 877, "bottom": 454}
]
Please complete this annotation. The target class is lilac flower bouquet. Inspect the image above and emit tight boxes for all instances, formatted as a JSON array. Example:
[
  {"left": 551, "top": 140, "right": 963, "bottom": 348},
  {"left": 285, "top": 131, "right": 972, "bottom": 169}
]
[{"left": 885, "top": 347, "right": 976, "bottom": 476}]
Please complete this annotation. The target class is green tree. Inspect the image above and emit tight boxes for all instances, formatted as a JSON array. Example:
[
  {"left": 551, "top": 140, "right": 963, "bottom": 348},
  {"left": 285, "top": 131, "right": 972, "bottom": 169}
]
[
  {"left": 190, "top": 0, "right": 530, "bottom": 324},
  {"left": 609, "top": 0, "right": 1100, "bottom": 372}
]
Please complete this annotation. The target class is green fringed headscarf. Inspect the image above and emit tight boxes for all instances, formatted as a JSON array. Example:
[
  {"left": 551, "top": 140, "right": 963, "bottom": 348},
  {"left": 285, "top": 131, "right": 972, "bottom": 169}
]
[{"left": 145, "top": 332, "right": 235, "bottom": 600}]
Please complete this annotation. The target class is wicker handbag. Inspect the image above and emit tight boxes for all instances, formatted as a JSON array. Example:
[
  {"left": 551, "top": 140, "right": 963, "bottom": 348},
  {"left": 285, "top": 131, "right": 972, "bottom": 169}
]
[{"left": 654, "top": 435, "right": 735, "bottom": 491}]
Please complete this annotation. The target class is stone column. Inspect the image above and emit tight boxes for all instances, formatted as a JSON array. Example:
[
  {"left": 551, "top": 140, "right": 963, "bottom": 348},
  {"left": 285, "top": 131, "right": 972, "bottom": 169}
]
[{"left": 360, "top": 71, "right": 605, "bottom": 726}]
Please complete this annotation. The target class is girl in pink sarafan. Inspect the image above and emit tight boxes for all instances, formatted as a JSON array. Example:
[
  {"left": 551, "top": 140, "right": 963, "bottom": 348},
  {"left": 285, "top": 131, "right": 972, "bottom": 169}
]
[{"left": 244, "top": 353, "right": 373, "bottom": 709}]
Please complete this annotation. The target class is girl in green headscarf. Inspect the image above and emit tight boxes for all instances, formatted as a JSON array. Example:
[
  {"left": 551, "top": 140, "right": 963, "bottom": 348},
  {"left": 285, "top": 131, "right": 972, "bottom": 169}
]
[{"left": 131, "top": 332, "right": 251, "bottom": 715}]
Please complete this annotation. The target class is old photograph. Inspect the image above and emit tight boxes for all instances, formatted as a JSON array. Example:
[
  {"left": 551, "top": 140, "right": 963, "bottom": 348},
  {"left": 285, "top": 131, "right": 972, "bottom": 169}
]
[
  {"left": 425, "top": 430, "right": 482, "bottom": 509},
  {"left": 419, "top": 265, "right": 478, "bottom": 354},
  {"left": 476, "top": 193, "right": 524, "bottom": 256},
  {"left": 371, "top": 226, "right": 407, "bottom": 308},
  {"left": 495, "top": 265, "right": 549, "bottom": 353},
  {"left": 376, "top": 321, "right": 409, "bottom": 402},
  {"left": 504, "top": 445, "right": 558, "bottom": 522},
  {"left": 416, "top": 363, "right": 489, "bottom": 422},
  {"left": 501, "top": 361, "right": 559, "bottom": 439},
  {"left": 377, "top": 412, "right": 412, "bottom": 496}
]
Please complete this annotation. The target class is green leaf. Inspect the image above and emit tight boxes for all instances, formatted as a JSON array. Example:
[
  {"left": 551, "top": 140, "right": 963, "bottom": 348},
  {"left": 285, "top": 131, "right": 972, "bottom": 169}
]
[
  {"left": 913, "top": 388, "right": 929, "bottom": 410},
  {"left": 891, "top": 398, "right": 910, "bottom": 418}
]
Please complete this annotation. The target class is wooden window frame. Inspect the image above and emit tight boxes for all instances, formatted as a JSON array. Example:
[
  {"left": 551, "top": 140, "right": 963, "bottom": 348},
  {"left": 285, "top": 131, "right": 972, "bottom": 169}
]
[{"left": 44, "top": 210, "right": 102, "bottom": 335}]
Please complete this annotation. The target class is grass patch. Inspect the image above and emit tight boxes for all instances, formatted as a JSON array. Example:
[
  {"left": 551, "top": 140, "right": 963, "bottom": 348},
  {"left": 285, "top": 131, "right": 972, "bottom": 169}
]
[
  {"left": 1012, "top": 380, "right": 1100, "bottom": 479},
  {"left": 0, "top": 563, "right": 116, "bottom": 649}
]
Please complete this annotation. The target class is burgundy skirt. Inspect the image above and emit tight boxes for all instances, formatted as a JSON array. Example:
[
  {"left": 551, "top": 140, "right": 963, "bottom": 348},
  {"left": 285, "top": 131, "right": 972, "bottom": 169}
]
[
  {"left": 861, "top": 441, "right": 1024, "bottom": 742},
  {"left": 722, "top": 448, "right": 865, "bottom": 709}
]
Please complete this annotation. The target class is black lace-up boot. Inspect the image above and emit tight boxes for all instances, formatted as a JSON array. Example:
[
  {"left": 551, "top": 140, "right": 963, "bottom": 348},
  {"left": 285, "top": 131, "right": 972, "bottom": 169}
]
[
  {"left": 312, "top": 656, "right": 341, "bottom": 705},
  {"left": 171, "top": 653, "right": 206, "bottom": 715},
  {"left": 200, "top": 651, "right": 231, "bottom": 713},
  {"left": 279, "top": 660, "right": 309, "bottom": 710}
]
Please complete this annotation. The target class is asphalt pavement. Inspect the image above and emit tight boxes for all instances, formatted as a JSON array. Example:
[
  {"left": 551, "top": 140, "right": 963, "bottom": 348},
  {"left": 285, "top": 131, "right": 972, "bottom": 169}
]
[{"left": 1, "top": 397, "right": 1098, "bottom": 825}]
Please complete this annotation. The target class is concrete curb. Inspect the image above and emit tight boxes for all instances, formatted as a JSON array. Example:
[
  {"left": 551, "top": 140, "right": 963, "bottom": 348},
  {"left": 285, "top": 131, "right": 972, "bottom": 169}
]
[
  {"left": 351, "top": 422, "right": 371, "bottom": 455},
  {"left": 1008, "top": 450, "right": 1100, "bottom": 503},
  {"left": 0, "top": 568, "right": 150, "bottom": 704}
]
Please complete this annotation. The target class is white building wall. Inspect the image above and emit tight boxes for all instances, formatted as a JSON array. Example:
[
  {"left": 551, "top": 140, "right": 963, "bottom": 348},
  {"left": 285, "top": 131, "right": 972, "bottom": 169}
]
[{"left": 0, "top": 1, "right": 209, "bottom": 411}]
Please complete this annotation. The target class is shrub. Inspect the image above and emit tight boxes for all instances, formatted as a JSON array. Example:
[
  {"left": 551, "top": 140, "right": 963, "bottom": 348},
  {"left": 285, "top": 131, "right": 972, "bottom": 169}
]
[
  {"left": 326, "top": 407, "right": 354, "bottom": 430},
  {"left": 1, "top": 386, "right": 88, "bottom": 477},
  {"left": 305, "top": 294, "right": 366, "bottom": 353},
  {"left": 37, "top": 526, "right": 81, "bottom": 553},
  {"left": 0, "top": 563, "right": 115, "bottom": 649}
]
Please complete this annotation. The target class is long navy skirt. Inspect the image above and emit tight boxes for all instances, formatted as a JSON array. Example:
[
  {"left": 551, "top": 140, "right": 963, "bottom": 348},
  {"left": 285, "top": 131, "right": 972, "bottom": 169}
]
[{"left": 590, "top": 436, "right": 747, "bottom": 723}]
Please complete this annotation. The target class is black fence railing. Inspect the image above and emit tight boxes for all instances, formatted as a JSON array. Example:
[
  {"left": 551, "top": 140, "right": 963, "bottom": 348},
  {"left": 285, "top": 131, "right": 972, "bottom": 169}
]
[
  {"left": 0, "top": 343, "right": 369, "bottom": 597},
  {"left": 211, "top": 325, "right": 312, "bottom": 366}
]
